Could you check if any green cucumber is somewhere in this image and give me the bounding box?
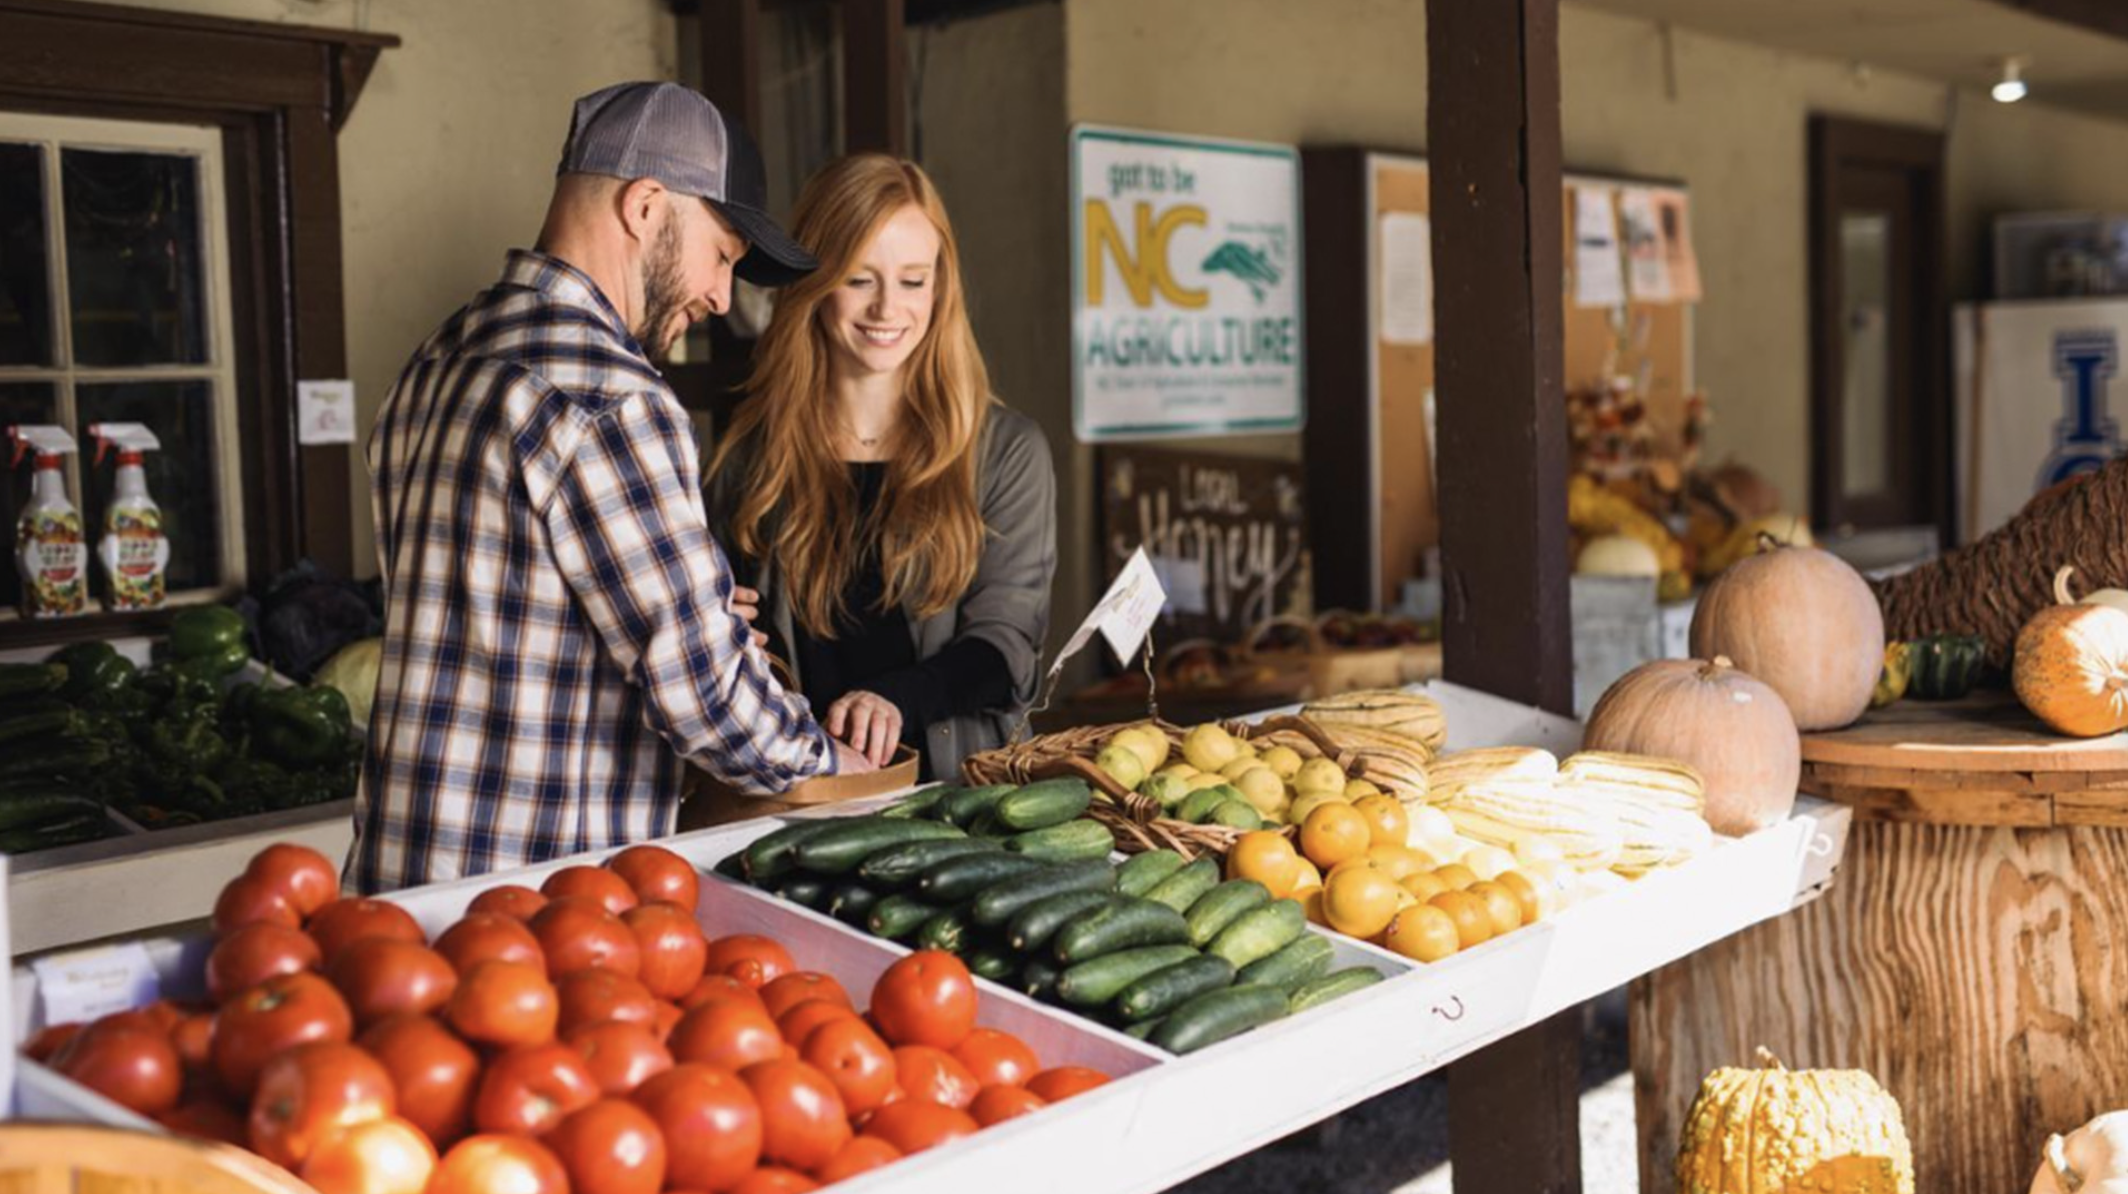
[0,793,105,834]
[1207,800,1263,831]
[966,943,1018,982]
[942,784,1015,827]
[1206,899,1307,970]
[914,852,1047,903]
[1115,849,1188,897]
[1005,891,1117,954]
[712,851,748,881]
[1150,984,1290,1054]
[1288,967,1386,1013]
[916,907,973,954]
[968,859,1116,928]
[0,814,108,854]
[994,778,1094,831]
[1143,856,1220,914]
[881,785,951,820]
[1184,880,1271,948]
[1052,898,1192,965]
[1114,954,1236,1023]
[740,819,841,883]
[1175,786,1232,825]
[827,883,882,926]
[1003,819,1114,863]
[1021,957,1063,1001]
[792,818,966,875]
[774,875,835,911]
[867,893,944,941]
[1123,1017,1166,1041]
[857,837,1001,887]
[1236,933,1335,994]
[1054,944,1200,1007]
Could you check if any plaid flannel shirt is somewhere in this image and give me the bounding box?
[353,249,833,893]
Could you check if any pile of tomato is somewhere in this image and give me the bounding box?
[22,843,1113,1194]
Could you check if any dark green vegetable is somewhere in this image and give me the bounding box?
[941,784,1015,828]
[1150,984,1289,1054]
[1055,945,1200,1007]
[965,943,1017,982]
[881,785,951,820]
[1287,967,1386,1013]
[51,642,136,703]
[0,792,105,833]
[994,778,1094,831]
[249,685,353,768]
[166,606,248,672]
[1005,891,1116,954]
[968,859,1116,928]
[1143,856,1221,913]
[1907,634,1988,701]
[1115,849,1188,897]
[915,907,974,954]
[1003,819,1115,863]
[1052,898,1192,964]
[1114,955,1237,1023]
[790,818,964,875]
[0,663,66,701]
[867,894,944,941]
[1236,933,1335,994]
[743,819,845,882]
[1184,879,1273,948]
[856,837,1001,887]
[914,852,1045,903]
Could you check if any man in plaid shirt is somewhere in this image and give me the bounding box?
[354,83,870,892]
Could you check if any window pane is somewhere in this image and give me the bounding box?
[1840,211,1892,498]
[0,143,54,366]
[76,380,219,592]
[0,382,60,611]
[63,148,207,367]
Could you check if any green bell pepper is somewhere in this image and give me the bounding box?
[52,641,137,703]
[250,684,352,768]
[167,606,250,677]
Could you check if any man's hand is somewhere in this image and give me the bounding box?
[832,738,878,775]
[730,585,768,648]
[826,689,903,769]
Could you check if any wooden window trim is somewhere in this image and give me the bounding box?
[0,0,396,649]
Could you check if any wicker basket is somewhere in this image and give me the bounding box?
[962,713,1372,860]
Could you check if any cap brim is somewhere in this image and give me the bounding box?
[710,200,819,287]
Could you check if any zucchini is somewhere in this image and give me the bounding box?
[1184,879,1272,948]
[827,883,883,926]
[965,943,1018,982]
[0,792,105,834]
[967,809,1011,838]
[0,708,80,746]
[942,784,1015,828]
[856,837,1001,887]
[916,907,973,954]
[1115,849,1188,897]
[1236,933,1335,994]
[881,785,951,820]
[1288,966,1386,1014]
[867,893,944,942]
[741,819,842,883]
[1114,954,1236,1023]
[1020,957,1063,1002]
[1003,819,1114,863]
[1206,899,1307,970]
[1150,984,1289,1054]
[791,818,965,875]
[1005,891,1116,955]
[968,859,1115,928]
[1054,944,1199,1007]
[712,851,748,881]
[914,852,1047,903]
[1143,856,1221,913]
[994,778,1094,831]
[773,875,834,911]
[1052,898,1191,965]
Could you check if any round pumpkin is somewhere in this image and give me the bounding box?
[1676,1049,1914,1194]
[2013,570,2128,738]
[1583,657,1799,837]
[2032,1111,2128,1194]
[1689,541,1883,731]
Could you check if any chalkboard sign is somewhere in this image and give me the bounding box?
[1099,445,1311,644]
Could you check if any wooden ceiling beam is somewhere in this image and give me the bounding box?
[1986,0,2128,43]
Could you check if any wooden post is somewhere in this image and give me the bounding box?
[1427,0,1578,1191]
[696,0,761,133]
[842,0,908,155]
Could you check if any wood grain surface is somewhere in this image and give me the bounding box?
[1630,820,2128,1194]
[1801,692,2128,771]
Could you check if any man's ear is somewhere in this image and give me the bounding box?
[617,177,669,245]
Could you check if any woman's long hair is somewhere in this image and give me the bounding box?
[712,154,991,638]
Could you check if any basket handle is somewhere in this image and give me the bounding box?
[1232,713,1357,767]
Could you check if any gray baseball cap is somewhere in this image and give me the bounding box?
[558,81,818,287]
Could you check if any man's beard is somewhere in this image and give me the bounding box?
[634,216,689,362]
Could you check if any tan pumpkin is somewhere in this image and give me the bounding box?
[2057,563,2128,618]
[1676,1048,1915,1194]
[1583,656,1799,836]
[2031,1111,2128,1194]
[2014,569,2128,738]
[1689,539,1884,731]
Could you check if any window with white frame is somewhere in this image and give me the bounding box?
[0,111,244,616]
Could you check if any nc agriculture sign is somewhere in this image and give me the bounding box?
[1071,125,1305,441]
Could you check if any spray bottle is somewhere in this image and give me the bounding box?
[8,425,86,619]
[89,422,170,611]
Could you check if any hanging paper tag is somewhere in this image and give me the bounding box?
[31,942,160,1026]
[1046,547,1170,678]
[297,379,358,446]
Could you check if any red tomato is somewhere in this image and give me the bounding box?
[473,1043,600,1137]
[247,1041,397,1172]
[555,969,658,1037]
[739,1059,850,1174]
[359,1014,481,1148]
[22,1021,82,1063]
[605,845,699,911]
[631,1064,762,1193]
[969,1084,1047,1127]
[667,1000,783,1073]
[701,935,794,990]
[207,922,322,1005]
[531,897,642,980]
[622,903,708,1001]
[1023,1066,1110,1103]
[756,973,850,1022]
[952,1028,1038,1089]
[171,1012,215,1075]
[861,1099,980,1155]
[814,1135,901,1181]
[56,1023,181,1117]
[446,960,559,1049]
[650,1000,685,1045]
[429,1135,569,1194]
[727,1168,819,1194]
[545,1098,667,1194]
[541,865,639,915]
[566,1021,673,1097]
[212,872,303,936]
[309,898,427,965]
[869,951,976,1050]
[212,971,354,1099]
[158,1099,250,1147]
[246,843,341,918]
[467,884,548,922]
[774,1000,857,1050]
[798,1017,895,1117]
[299,1114,437,1194]
[682,973,769,1013]
[326,937,459,1027]
[435,912,544,974]
[890,1045,979,1110]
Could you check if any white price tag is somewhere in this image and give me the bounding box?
[1044,547,1171,681]
[297,379,358,446]
[32,942,160,1026]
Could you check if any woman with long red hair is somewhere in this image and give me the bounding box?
[708,154,1056,779]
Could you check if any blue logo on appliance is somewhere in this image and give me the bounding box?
[2040,330,2123,488]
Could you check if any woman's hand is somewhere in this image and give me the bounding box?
[730,585,768,648]
[826,689,903,769]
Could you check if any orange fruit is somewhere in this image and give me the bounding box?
[1351,795,1410,850]
[1321,865,1402,940]
[1295,887,1327,926]
[1466,881,1525,938]
[1381,904,1461,963]
[1494,870,1546,924]
[1292,856,1323,892]
[1428,890,1494,949]
[1299,804,1373,871]
[1432,863,1480,891]
[1362,845,1428,882]
[1226,831,1304,898]
[1399,872,1451,904]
